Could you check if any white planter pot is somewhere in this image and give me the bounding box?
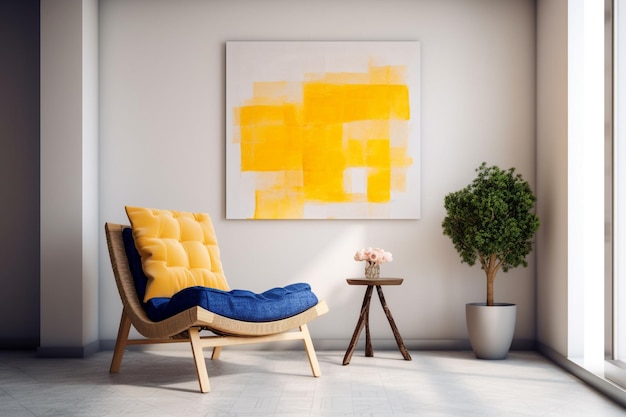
[465,303,517,360]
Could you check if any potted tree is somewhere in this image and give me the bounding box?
[442,162,539,359]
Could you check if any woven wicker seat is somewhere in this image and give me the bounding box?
[105,222,329,393]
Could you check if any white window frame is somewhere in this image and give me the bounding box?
[606,0,626,388]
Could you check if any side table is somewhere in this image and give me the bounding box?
[342,278,412,365]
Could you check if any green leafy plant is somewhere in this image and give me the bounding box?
[442,162,540,306]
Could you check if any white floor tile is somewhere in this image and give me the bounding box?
[0,349,624,416]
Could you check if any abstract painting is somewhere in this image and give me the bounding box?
[226,41,420,219]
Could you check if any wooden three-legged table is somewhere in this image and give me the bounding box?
[342,278,412,365]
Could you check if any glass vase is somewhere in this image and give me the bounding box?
[364,263,380,280]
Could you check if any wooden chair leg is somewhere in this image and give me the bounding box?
[300,324,322,377]
[211,346,222,360]
[189,327,211,393]
[110,309,132,373]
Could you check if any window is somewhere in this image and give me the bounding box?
[607,0,626,388]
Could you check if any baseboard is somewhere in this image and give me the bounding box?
[314,338,475,351]
[99,338,472,352]
[537,341,626,408]
[36,337,532,358]
[98,337,534,352]
[317,338,534,351]
[0,338,39,350]
[36,340,100,358]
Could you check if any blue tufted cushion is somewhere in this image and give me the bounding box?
[145,283,318,322]
[123,227,149,303]
[123,227,319,322]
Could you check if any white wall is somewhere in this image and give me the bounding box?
[536,0,568,357]
[98,0,537,348]
[40,0,99,356]
[82,0,100,351]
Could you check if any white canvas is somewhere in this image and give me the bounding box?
[226,41,421,219]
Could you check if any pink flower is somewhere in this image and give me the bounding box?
[354,247,393,265]
[353,249,366,261]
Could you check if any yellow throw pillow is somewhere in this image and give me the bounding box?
[125,206,230,301]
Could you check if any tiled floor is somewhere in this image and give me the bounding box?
[0,348,624,416]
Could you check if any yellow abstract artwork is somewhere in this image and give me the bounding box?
[226,41,420,219]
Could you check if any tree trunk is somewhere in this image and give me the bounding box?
[486,254,497,306]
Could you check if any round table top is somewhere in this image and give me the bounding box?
[346,278,403,285]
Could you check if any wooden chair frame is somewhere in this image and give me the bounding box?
[105,222,329,393]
